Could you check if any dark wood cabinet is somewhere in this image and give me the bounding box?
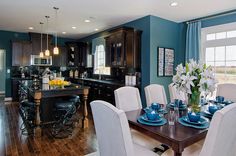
[52,46,67,66]
[66,42,88,67]
[105,27,142,69]
[12,41,32,66]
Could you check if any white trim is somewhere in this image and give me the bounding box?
[4,97,12,102]
[202,22,236,34]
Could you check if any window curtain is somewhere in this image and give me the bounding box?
[185,21,201,61]
[92,37,105,55]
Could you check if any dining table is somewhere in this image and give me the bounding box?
[125,109,208,156]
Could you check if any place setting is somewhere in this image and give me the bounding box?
[138,103,167,126]
[167,99,187,111]
[208,96,234,106]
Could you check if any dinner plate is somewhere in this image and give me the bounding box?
[182,116,208,125]
[201,111,213,119]
[167,103,187,110]
[178,117,209,129]
[137,116,167,126]
[140,114,162,123]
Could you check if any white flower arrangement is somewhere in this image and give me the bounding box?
[173,59,217,96]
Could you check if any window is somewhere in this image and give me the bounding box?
[94,45,110,75]
[201,22,236,84]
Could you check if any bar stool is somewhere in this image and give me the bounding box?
[52,95,81,138]
[19,100,36,135]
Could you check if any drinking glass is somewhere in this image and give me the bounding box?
[168,109,175,125]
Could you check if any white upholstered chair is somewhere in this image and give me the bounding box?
[114,86,161,150]
[216,83,236,102]
[144,84,168,107]
[168,83,187,103]
[114,86,142,112]
[162,103,236,156]
[88,100,158,156]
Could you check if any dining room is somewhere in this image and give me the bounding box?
[0,0,236,156]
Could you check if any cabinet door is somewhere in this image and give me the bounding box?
[12,41,23,66]
[22,41,32,66]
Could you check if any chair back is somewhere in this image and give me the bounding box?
[216,83,236,102]
[90,100,134,156]
[114,86,142,112]
[144,84,167,106]
[168,83,187,103]
[199,103,236,156]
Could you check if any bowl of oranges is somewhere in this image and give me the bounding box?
[48,79,71,87]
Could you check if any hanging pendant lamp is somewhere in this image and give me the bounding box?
[45,16,50,56]
[53,7,59,55]
[39,22,44,58]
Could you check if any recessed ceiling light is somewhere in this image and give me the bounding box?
[84,19,91,23]
[94,28,99,31]
[72,26,76,29]
[170,2,178,7]
[28,27,34,30]
[62,32,66,34]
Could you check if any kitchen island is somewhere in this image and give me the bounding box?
[20,80,90,136]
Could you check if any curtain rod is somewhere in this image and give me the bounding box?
[186,9,236,24]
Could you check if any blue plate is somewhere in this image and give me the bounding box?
[182,116,208,125]
[209,100,234,105]
[201,111,213,119]
[137,116,167,126]
[144,107,168,114]
[178,117,209,129]
[140,114,162,123]
[167,103,187,110]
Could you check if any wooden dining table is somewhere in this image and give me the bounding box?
[125,109,208,156]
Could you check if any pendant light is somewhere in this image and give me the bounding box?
[45,16,50,56]
[53,7,59,55]
[39,22,44,58]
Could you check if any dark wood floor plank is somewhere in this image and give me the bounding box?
[0,101,97,156]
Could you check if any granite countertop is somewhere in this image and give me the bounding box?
[11,77,33,80]
[74,78,125,86]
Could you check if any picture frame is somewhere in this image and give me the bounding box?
[157,47,174,76]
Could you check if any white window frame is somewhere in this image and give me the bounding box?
[94,44,110,75]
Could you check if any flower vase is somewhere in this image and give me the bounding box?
[188,91,201,113]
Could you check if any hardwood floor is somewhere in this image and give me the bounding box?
[0,99,98,156]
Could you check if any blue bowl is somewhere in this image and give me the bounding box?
[146,110,159,121]
[151,103,160,110]
[188,112,201,122]
[216,96,224,103]
[208,105,219,114]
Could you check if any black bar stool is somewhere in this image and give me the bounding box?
[19,100,36,135]
[52,95,81,138]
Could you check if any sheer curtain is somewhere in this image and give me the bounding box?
[186,21,201,61]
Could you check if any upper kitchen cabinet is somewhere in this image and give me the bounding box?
[52,45,67,67]
[105,27,142,69]
[12,40,32,66]
[29,32,53,55]
[66,42,88,67]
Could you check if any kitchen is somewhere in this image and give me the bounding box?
[1,0,236,156]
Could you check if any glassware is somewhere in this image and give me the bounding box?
[168,109,175,126]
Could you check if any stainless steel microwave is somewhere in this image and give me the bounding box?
[30,55,52,66]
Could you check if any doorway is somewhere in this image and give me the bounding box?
[0,49,6,98]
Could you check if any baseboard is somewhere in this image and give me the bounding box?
[4,97,12,102]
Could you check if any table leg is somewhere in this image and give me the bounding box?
[34,98,41,137]
[174,152,182,156]
[82,93,89,128]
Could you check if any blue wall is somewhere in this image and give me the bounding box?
[0,30,75,97]
[78,15,186,105]
[202,12,236,28]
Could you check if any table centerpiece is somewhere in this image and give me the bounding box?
[172,59,217,114]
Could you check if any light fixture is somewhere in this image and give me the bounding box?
[94,28,99,31]
[53,7,59,55]
[45,16,50,56]
[170,2,178,7]
[62,31,66,34]
[28,27,34,30]
[72,26,76,29]
[39,22,44,58]
[84,19,90,23]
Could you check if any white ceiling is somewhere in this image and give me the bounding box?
[0,0,236,39]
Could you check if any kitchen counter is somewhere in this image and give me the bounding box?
[74,77,125,86]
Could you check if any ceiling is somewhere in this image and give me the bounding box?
[0,0,236,39]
